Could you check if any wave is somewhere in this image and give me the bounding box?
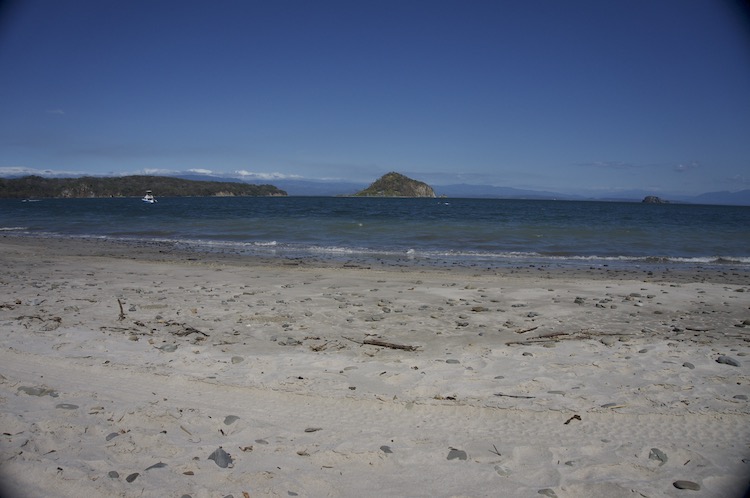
[5,232,749,268]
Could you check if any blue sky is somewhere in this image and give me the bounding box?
[1,0,749,196]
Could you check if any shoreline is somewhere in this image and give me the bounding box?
[2,233,749,285]
[1,235,749,496]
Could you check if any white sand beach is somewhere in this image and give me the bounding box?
[1,236,748,497]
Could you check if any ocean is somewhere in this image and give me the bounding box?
[2,196,749,269]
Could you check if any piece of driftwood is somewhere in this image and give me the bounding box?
[564,414,581,425]
[506,330,596,345]
[172,326,209,337]
[494,392,535,399]
[343,336,419,352]
[117,299,126,321]
[515,325,539,334]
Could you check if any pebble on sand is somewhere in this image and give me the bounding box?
[649,448,668,466]
[716,355,740,367]
[55,403,79,410]
[447,448,467,460]
[208,447,233,468]
[673,480,701,490]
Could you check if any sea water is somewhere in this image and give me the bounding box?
[1,196,749,269]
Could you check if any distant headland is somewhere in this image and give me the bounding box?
[0,175,287,199]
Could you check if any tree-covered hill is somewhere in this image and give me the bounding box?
[0,175,287,199]
[353,172,435,198]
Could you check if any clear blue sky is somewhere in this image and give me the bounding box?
[1,0,749,196]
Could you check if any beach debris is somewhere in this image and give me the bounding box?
[304,427,322,433]
[495,392,535,399]
[716,355,740,367]
[380,445,393,454]
[117,299,126,321]
[145,462,167,471]
[515,325,539,334]
[342,336,419,351]
[14,314,61,331]
[683,362,696,369]
[17,386,58,397]
[125,472,139,483]
[563,414,581,425]
[673,480,701,491]
[208,447,233,468]
[507,330,595,345]
[649,448,668,466]
[105,432,121,441]
[166,322,209,338]
[107,471,119,478]
[538,489,557,497]
[158,344,178,353]
[489,444,501,456]
[447,448,467,461]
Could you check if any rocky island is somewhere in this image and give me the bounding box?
[642,195,668,204]
[353,172,436,198]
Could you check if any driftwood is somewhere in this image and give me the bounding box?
[506,330,595,346]
[343,336,419,352]
[117,299,126,321]
[564,414,581,425]
[515,325,539,334]
[169,324,209,337]
[494,392,535,399]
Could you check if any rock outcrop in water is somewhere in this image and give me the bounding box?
[354,172,436,198]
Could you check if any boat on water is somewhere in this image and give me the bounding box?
[142,191,156,203]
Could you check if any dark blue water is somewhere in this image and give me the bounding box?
[2,197,749,268]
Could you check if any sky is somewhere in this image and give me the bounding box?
[1,0,749,196]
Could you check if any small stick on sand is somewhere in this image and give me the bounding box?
[515,325,539,334]
[343,336,419,352]
[494,392,535,399]
[117,299,126,321]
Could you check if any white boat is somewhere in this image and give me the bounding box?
[142,190,156,203]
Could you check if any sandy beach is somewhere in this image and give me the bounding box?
[1,236,748,497]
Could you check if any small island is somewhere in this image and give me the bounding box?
[353,172,436,198]
[642,196,668,204]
